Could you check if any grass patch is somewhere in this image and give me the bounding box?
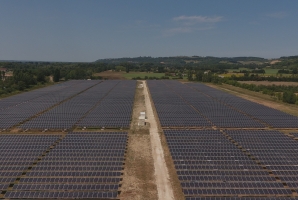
[227,68,249,73]
[264,68,279,75]
[123,72,187,80]
[123,72,165,79]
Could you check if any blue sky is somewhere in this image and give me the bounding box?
[0,0,297,62]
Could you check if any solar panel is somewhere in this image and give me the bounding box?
[6,132,127,199]
[0,80,101,129]
[163,130,292,198]
[187,83,298,128]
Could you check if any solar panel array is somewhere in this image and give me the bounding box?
[0,135,60,195]
[187,83,298,128]
[77,80,136,128]
[147,80,298,198]
[226,130,298,193]
[19,80,136,130]
[147,80,264,128]
[147,80,212,127]
[5,132,127,199]
[0,80,82,111]
[163,81,264,128]
[19,81,118,129]
[164,130,293,197]
[0,80,101,129]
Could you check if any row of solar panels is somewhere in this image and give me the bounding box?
[187,82,298,128]
[147,80,298,128]
[225,130,298,191]
[164,130,297,198]
[0,132,127,199]
[0,80,101,129]
[0,80,136,130]
[0,80,87,111]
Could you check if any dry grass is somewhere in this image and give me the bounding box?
[269,60,281,64]
[119,81,157,200]
[239,81,298,86]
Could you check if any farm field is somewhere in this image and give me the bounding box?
[1,80,298,199]
[123,72,166,79]
[95,70,186,80]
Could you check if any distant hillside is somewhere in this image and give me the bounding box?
[95,56,268,65]
[275,56,298,68]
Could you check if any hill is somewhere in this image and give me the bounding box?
[95,56,268,65]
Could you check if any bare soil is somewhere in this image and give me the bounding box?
[94,70,125,80]
[119,81,158,200]
[269,60,281,64]
[239,81,298,86]
[143,81,175,200]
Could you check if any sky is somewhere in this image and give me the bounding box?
[0,0,298,62]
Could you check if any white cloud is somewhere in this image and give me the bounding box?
[173,15,223,24]
[266,11,288,19]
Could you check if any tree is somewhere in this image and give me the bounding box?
[126,66,130,73]
[17,81,26,91]
[195,71,203,81]
[283,91,297,104]
[1,71,5,80]
[157,66,165,73]
[276,92,282,101]
[187,71,193,81]
[53,69,60,82]
[36,70,46,83]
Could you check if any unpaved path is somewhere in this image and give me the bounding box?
[120,81,157,200]
[143,81,174,200]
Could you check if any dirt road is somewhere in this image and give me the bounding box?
[143,81,174,200]
[120,81,157,200]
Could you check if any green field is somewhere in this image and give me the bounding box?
[123,72,187,80]
[264,68,279,75]
[227,68,249,72]
[123,72,165,79]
